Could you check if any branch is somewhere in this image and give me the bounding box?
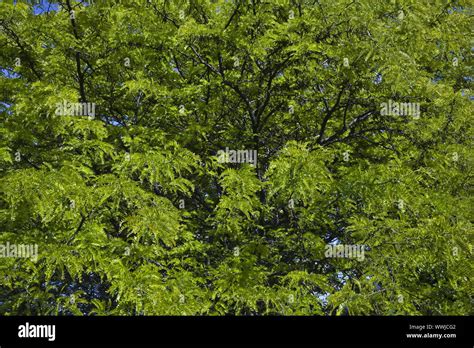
[64,0,87,103]
[189,45,254,117]
[0,23,43,80]
[320,109,375,145]
[317,85,346,144]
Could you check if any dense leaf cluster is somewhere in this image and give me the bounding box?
[0,0,472,315]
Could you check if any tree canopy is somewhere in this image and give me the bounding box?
[0,0,472,315]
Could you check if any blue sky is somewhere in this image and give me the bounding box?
[31,0,59,15]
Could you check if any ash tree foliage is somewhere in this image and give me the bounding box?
[0,0,472,315]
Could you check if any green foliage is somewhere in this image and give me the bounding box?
[0,0,472,315]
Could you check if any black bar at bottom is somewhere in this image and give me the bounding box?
[0,316,472,346]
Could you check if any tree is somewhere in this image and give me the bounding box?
[0,0,472,315]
